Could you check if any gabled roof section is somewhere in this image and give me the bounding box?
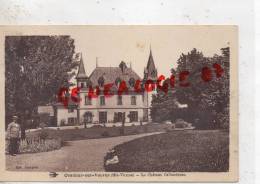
[89,66,141,87]
[76,53,87,79]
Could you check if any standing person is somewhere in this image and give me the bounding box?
[7,116,21,156]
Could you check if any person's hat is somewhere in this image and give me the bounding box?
[12,115,18,119]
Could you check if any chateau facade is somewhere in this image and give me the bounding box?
[55,49,157,126]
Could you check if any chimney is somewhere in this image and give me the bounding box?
[119,61,127,73]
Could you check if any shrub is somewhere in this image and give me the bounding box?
[25,119,39,129]
[175,119,189,128]
[142,125,148,133]
[19,138,62,153]
[120,128,125,135]
[39,130,49,140]
[93,124,103,128]
[101,131,109,137]
[39,122,47,129]
[217,108,229,130]
[132,128,140,134]
[164,127,172,132]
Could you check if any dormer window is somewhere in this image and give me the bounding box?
[151,70,156,77]
[81,82,84,88]
[129,77,135,87]
[98,76,105,87]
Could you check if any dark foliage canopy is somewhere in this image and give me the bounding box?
[5,36,77,123]
[151,48,230,129]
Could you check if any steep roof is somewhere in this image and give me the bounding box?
[146,48,156,71]
[89,66,141,87]
[76,54,87,79]
[144,47,157,80]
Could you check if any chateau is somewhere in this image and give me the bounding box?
[54,48,158,126]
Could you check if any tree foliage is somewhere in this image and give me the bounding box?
[5,36,77,124]
[151,48,230,129]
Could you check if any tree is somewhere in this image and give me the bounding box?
[150,48,230,129]
[150,87,179,123]
[207,48,230,129]
[174,48,230,129]
[5,36,77,127]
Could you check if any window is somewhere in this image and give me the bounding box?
[129,77,135,87]
[131,96,136,105]
[68,108,74,113]
[81,82,84,88]
[98,76,105,87]
[100,96,105,105]
[129,111,138,122]
[151,70,157,77]
[99,112,107,123]
[117,95,123,105]
[83,112,93,123]
[85,96,92,105]
[114,112,125,122]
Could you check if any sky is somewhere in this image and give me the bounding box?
[68,26,236,77]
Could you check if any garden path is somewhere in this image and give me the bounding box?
[6,132,161,172]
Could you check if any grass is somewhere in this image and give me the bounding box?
[104,130,229,172]
[26,123,172,142]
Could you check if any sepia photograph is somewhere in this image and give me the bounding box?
[0,26,238,182]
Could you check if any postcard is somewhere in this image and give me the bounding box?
[0,26,238,182]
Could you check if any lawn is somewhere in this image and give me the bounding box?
[104,130,229,172]
[26,123,172,142]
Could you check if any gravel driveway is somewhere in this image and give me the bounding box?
[6,132,161,172]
